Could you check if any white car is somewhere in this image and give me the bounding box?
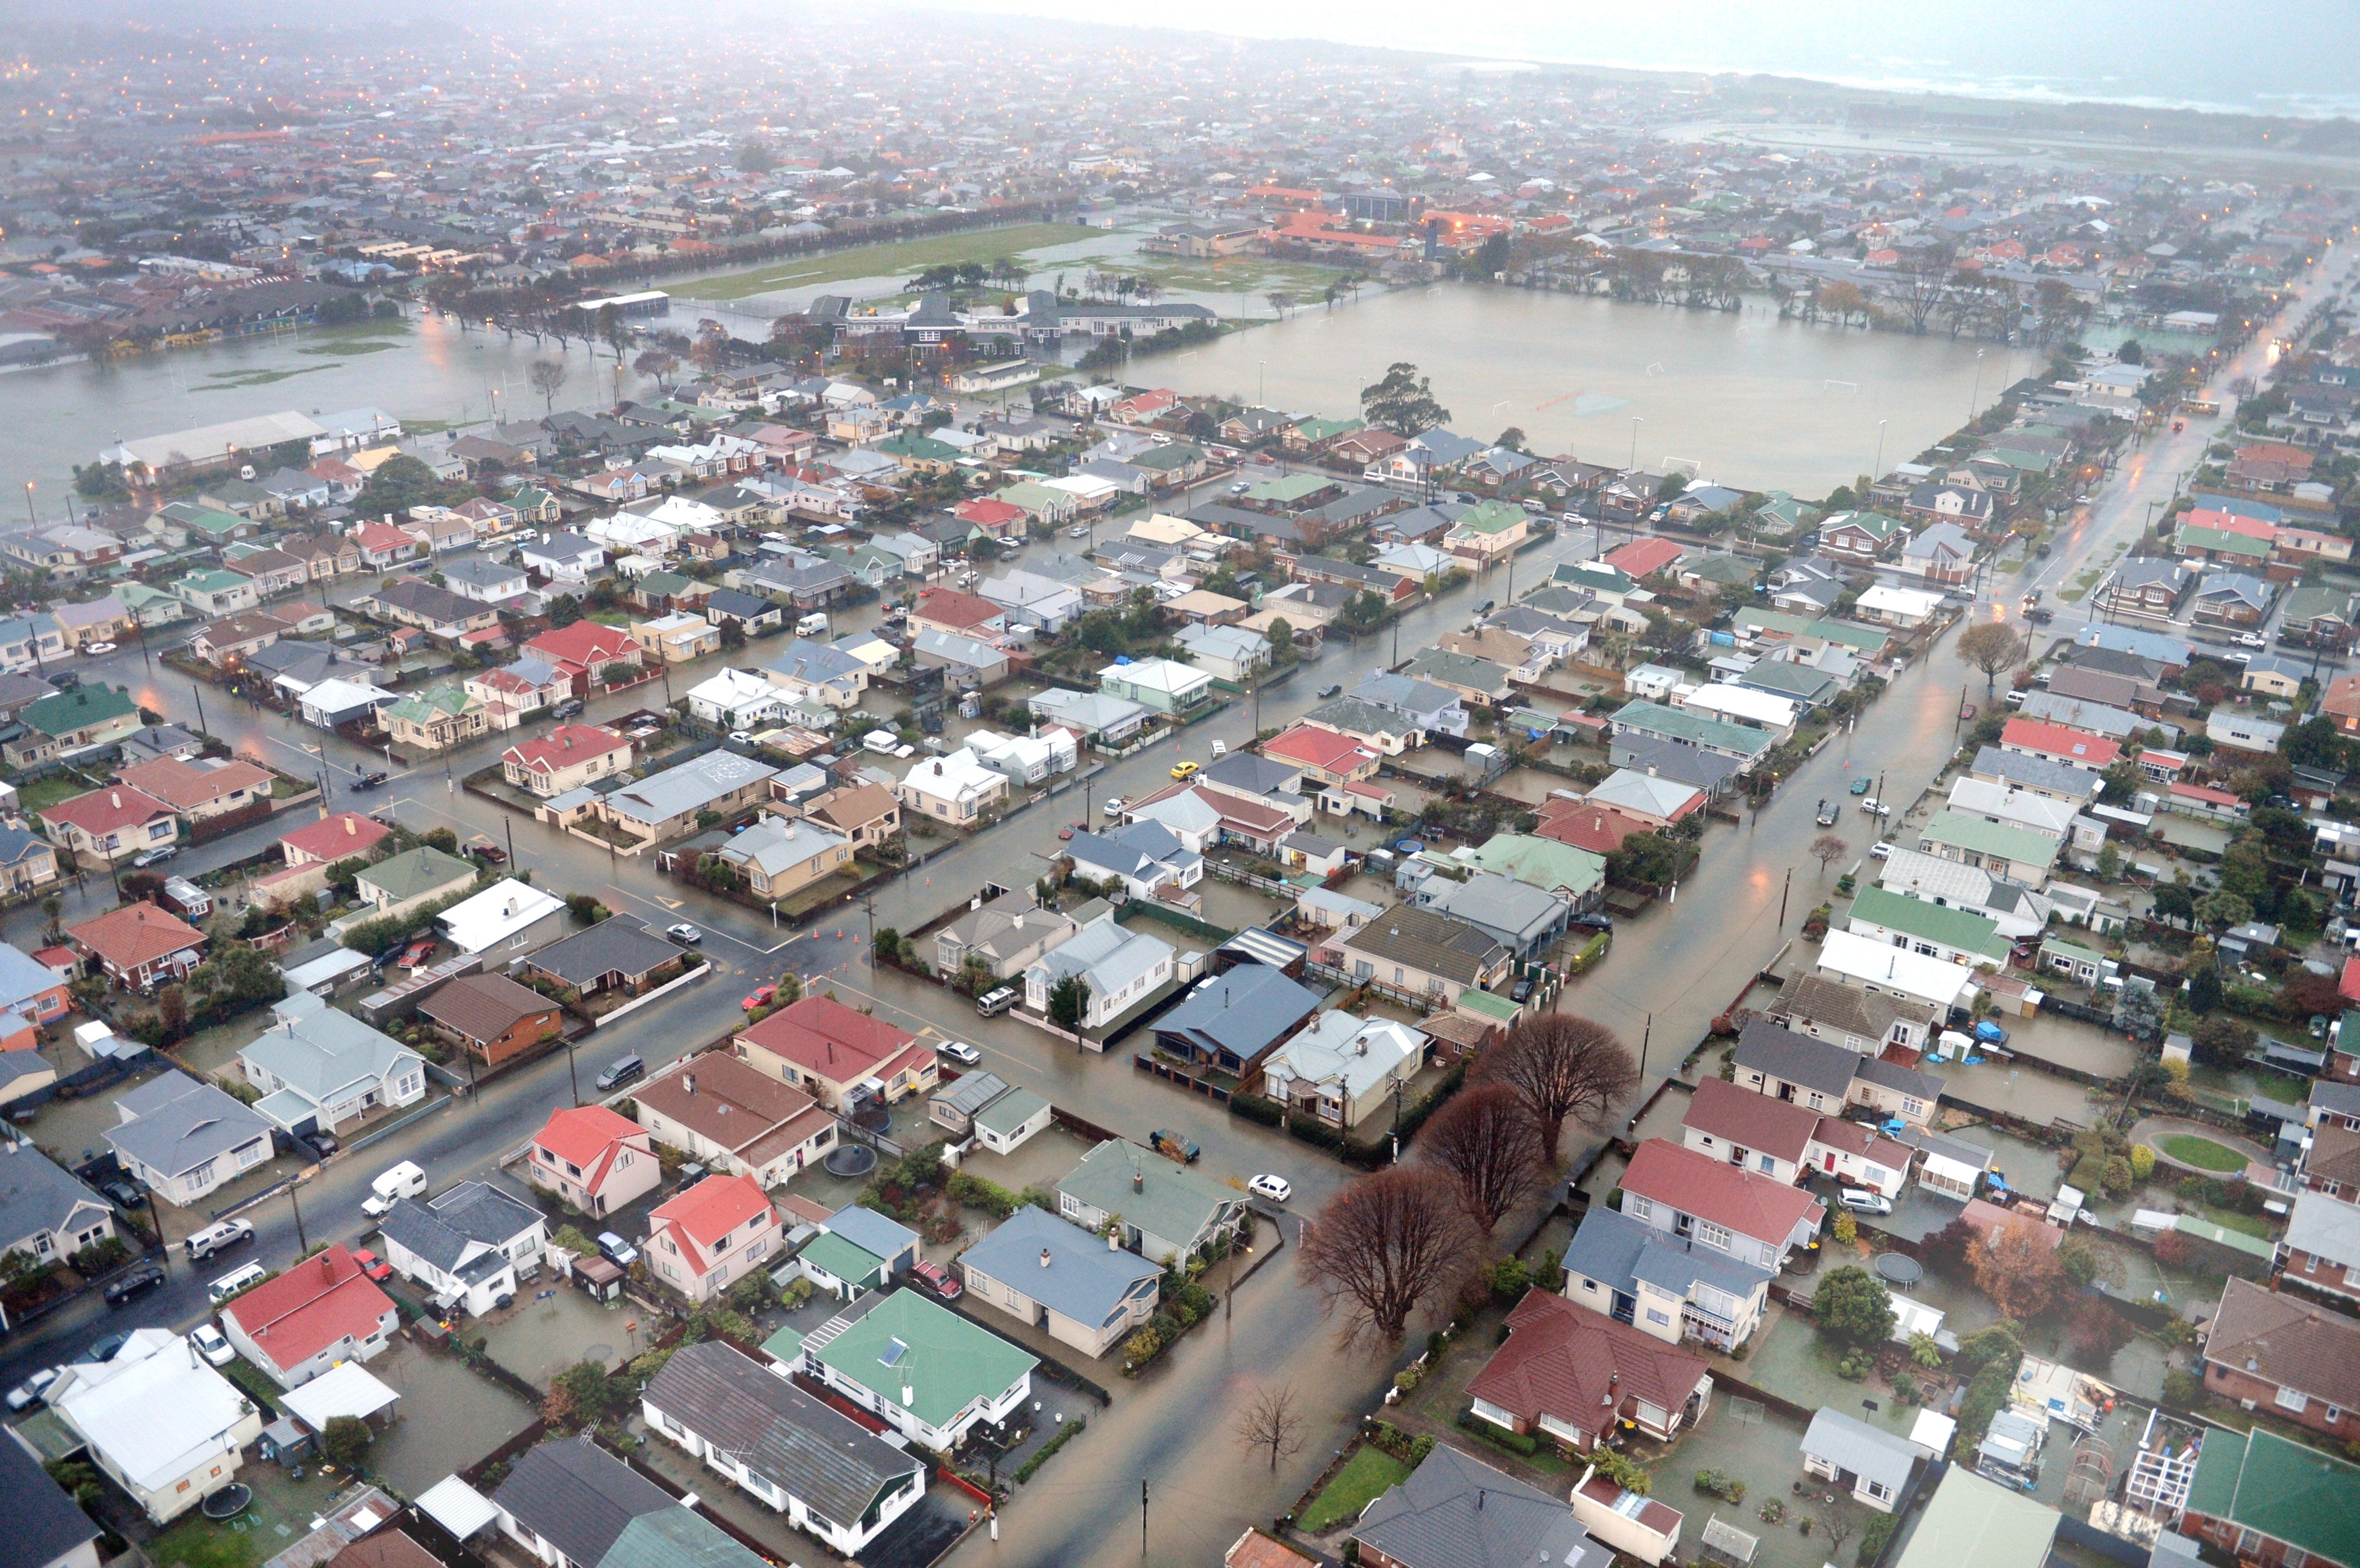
[728,730,753,745]
[2232,631,2269,649]
[935,1039,983,1066]
[84,641,116,656]
[1248,1173,1293,1203]
[1838,1188,1894,1216]
[1102,797,1128,818]
[1869,841,1895,861]
[4,1365,63,1412]
[666,923,702,944]
[1858,798,1891,818]
[188,1323,236,1367]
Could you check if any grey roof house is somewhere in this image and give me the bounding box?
[105,1069,274,1206]
[957,1205,1161,1359]
[1414,870,1570,958]
[1802,1406,1926,1512]
[640,1341,925,1557]
[490,1437,767,1568]
[1055,1139,1246,1265]
[377,1180,546,1318]
[524,915,688,997]
[0,1139,117,1270]
[1561,1203,1774,1352]
[1352,1445,1608,1568]
[238,995,427,1136]
[0,1428,101,1568]
[934,891,1079,980]
[1151,964,1322,1075]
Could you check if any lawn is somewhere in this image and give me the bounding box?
[2161,1135,2249,1173]
[1121,252,1361,298]
[148,1516,256,1568]
[16,771,98,811]
[2198,1203,2275,1239]
[1297,1445,1410,1532]
[669,223,1098,301]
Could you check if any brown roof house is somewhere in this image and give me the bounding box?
[631,1052,839,1188]
[418,972,564,1069]
[2201,1276,2360,1445]
[1468,1288,1713,1454]
[69,901,206,991]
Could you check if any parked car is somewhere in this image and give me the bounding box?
[1317,684,1342,699]
[4,1366,63,1412]
[467,840,508,864]
[1959,703,1977,721]
[596,1053,645,1091]
[2234,631,2269,649]
[551,698,586,720]
[1838,1189,1894,1216]
[205,1261,270,1306]
[84,641,116,656]
[1057,825,1076,840]
[1170,760,1200,781]
[1102,797,1128,818]
[1510,976,1534,1004]
[98,1178,142,1209]
[728,730,753,745]
[395,937,435,970]
[84,1332,130,1362]
[351,1248,394,1283]
[1147,1129,1200,1164]
[351,769,389,792]
[188,1323,236,1367]
[1815,799,1838,827]
[666,923,702,944]
[1849,778,1871,795]
[1859,798,1891,818]
[102,1263,167,1309]
[935,1039,983,1066]
[911,1260,964,1301]
[596,1231,639,1267]
[130,846,177,869]
[1068,524,1091,538]
[300,1127,340,1159]
[1572,913,1614,931]
[183,1218,255,1262]
[1249,1174,1294,1203]
[1869,841,1895,861]
[742,985,776,1011]
[976,986,1019,1017]
[1474,599,1494,616]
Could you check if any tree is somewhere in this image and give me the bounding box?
[1813,1265,1896,1348]
[2066,1297,2135,1365]
[2190,1014,2257,1069]
[1417,1083,1545,1232]
[356,453,467,518]
[528,357,570,414]
[735,138,777,173]
[1471,232,1513,276]
[2193,889,2253,931]
[633,349,679,389]
[1809,833,1850,875]
[1970,1216,2068,1320]
[1360,361,1451,437]
[2116,338,2144,365]
[2281,714,2344,770]
[1233,1380,1308,1472]
[320,1415,372,1470]
[1479,1014,1638,1159]
[1047,972,1091,1034]
[2149,882,2197,929]
[1265,616,1296,661]
[1957,622,2027,694]
[1494,426,1527,452]
[1297,1166,1474,1342]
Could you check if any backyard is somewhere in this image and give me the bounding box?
[1296,1445,1411,1533]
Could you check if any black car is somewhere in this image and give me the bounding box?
[1572,913,1615,931]
[351,769,389,792]
[84,1331,130,1362]
[1474,600,1495,616]
[1317,684,1342,699]
[1510,977,1534,1004]
[551,698,586,720]
[98,1179,142,1209]
[299,1129,339,1159]
[100,1264,166,1310]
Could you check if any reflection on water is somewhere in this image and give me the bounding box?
[1154,285,2030,497]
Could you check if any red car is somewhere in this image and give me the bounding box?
[396,937,436,969]
[911,1260,962,1301]
[742,985,776,1011]
[1057,825,1075,841]
[351,1249,393,1283]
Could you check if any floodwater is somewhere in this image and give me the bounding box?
[1152,286,2031,497]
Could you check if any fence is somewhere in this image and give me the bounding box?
[1133,1052,1233,1104]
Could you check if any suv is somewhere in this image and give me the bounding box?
[976,987,1018,1017]
[596,1053,645,1091]
[911,1260,963,1301]
[597,1231,639,1267]
[102,1262,167,1309]
[184,1218,255,1262]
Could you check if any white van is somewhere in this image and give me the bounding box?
[795,612,831,638]
[208,1262,269,1306]
[361,1160,427,1219]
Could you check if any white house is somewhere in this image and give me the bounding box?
[1258,1013,1426,1127]
[49,1328,264,1523]
[518,531,605,587]
[687,668,792,731]
[1023,913,1174,1032]
[375,1180,547,1318]
[237,994,426,1138]
[105,1070,275,1206]
[895,748,1009,824]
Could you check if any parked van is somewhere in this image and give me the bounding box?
[796,612,831,638]
[183,1218,254,1263]
[208,1262,269,1306]
[361,1160,427,1219]
[976,986,1018,1017]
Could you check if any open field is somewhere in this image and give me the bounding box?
[669,222,1097,300]
[1120,252,1364,298]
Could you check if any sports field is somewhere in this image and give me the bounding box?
[668,222,1104,301]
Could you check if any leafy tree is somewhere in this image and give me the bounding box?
[2190,1014,2257,1069]
[735,138,777,173]
[2067,1297,2135,1365]
[356,453,467,518]
[1471,232,1512,276]
[1047,972,1090,1034]
[1970,1216,2068,1319]
[2282,715,2345,771]
[1812,1265,1896,1348]
[320,1415,372,1470]
[2184,961,2222,1014]
[2149,882,2197,928]
[1493,426,1527,451]
[2193,889,2253,931]
[1359,361,1451,437]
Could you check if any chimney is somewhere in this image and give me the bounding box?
[321,1251,337,1282]
[902,1384,915,1406]
[684,1074,695,1095]
[1132,1170,1144,1194]
[111,791,122,808]
[344,817,356,836]
[1039,1248,1053,1269]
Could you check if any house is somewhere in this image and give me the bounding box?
[422,972,565,1070]
[645,1172,781,1302]
[501,725,633,797]
[521,621,645,696]
[1801,1406,1925,1512]
[0,1140,116,1278]
[518,532,605,587]
[1152,964,1324,1077]
[1819,510,1906,561]
[116,756,275,829]
[0,826,59,898]
[490,1438,769,1568]
[735,993,934,1111]
[69,900,206,989]
[1616,1138,1826,1270]
[238,997,427,1138]
[0,1423,100,1568]
[1735,1021,1939,1127]
[14,685,143,764]
[1916,811,2061,887]
[376,1180,546,1318]
[1469,1288,1713,1453]
[1100,656,1218,719]
[354,846,478,921]
[381,686,492,753]
[1336,905,1513,1002]
[1568,1468,1683,1568]
[1766,972,1935,1055]
[360,578,499,639]
[49,1328,265,1523]
[1848,885,2013,967]
[434,881,568,959]
[1681,1077,1822,1182]
[934,891,1080,981]
[37,785,177,865]
[1056,1138,1247,1265]
[957,1205,1163,1358]
[2179,1426,2360,1568]
[686,668,790,732]
[218,1244,399,1390]
[626,612,718,664]
[1559,1203,1774,1350]
[792,1284,1041,1448]
[712,817,853,901]
[104,1069,273,1205]
[640,1342,925,1557]
[630,1052,838,1187]
[1258,1013,1425,1128]
[524,915,688,999]
[800,781,900,851]
[527,1105,658,1217]
[2281,1189,2360,1302]
[2200,1276,2360,1444]
[595,751,778,843]
[1352,1446,1608,1568]
[1024,912,1174,1032]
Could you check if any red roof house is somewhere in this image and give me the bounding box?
[1257,726,1380,786]
[1680,1077,1821,1173]
[1999,716,2120,772]
[1618,1138,1826,1266]
[951,497,1027,539]
[37,785,176,864]
[1603,537,1686,581]
[501,724,635,798]
[1536,798,1654,856]
[909,585,1008,639]
[280,811,394,867]
[1468,1288,1713,1449]
[67,901,207,990]
[217,1244,400,1389]
[734,994,937,1112]
[528,1105,659,1217]
[352,521,422,568]
[522,621,644,695]
[645,1172,782,1302]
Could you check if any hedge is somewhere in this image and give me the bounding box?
[1230,1092,1283,1127]
[1456,1411,1538,1456]
[1013,1412,1084,1483]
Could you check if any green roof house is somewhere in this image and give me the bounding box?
[794,1231,890,1301]
[19,685,141,754]
[1849,886,2012,966]
[1465,833,1607,902]
[1891,1467,2059,1568]
[1245,472,1330,506]
[2183,1427,2360,1568]
[1731,606,1890,656]
[994,480,1078,523]
[117,582,192,628]
[1608,699,1774,762]
[800,1289,1037,1452]
[1916,811,2062,886]
[351,845,478,923]
[1055,1138,1248,1265]
[173,567,261,617]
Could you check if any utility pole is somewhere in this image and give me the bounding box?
[1140,1478,1149,1556]
[862,891,877,968]
[564,1038,580,1106]
[1778,866,1792,927]
[1640,1013,1651,1082]
[190,681,209,739]
[289,1172,309,1253]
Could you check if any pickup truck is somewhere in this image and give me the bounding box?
[1147,1129,1201,1165]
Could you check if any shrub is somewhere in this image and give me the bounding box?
[2163,1368,2205,1408]
[2101,1156,2135,1195]
[1861,1512,1899,1563]
[1490,1256,1532,1306]
[1229,1092,1283,1126]
[1836,1348,1875,1380]
[1366,1422,1437,1466]
[320,1415,372,1470]
[1459,1412,1538,1455]
[1287,1110,1343,1148]
[1832,1210,1857,1246]
[946,1172,1019,1218]
[1013,1413,1084,1483]
[1909,1331,1944,1368]
[2129,1144,2156,1180]
[1591,1447,1651,1495]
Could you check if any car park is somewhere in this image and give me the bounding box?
[597,1231,639,1267]
[1248,1174,1292,1203]
[102,1263,167,1309]
[188,1323,236,1367]
[911,1260,963,1300]
[976,986,1018,1016]
[183,1218,254,1262]
[936,1039,982,1066]
[1838,1189,1894,1216]
[596,1053,645,1090]
[666,923,702,944]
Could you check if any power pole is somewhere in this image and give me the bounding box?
[1140,1478,1149,1556]
[863,891,877,968]
[564,1039,580,1106]
[1640,1012,1651,1082]
[289,1173,308,1253]
[190,681,209,739]
[1778,866,1792,927]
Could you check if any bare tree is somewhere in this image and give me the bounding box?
[1479,1014,1638,1160]
[1957,621,2027,694]
[527,357,569,415]
[1819,1512,1856,1564]
[1232,1380,1308,1472]
[1809,833,1851,875]
[1418,1083,1545,1232]
[1887,245,1954,335]
[1297,1166,1475,1342]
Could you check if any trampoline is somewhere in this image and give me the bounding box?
[1873,1253,1925,1288]
[822,1143,878,1177]
[200,1484,252,1521]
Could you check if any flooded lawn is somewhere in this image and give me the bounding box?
[1996,1014,2141,1080]
[366,1338,538,1493]
[474,1280,649,1388]
[1732,1301,1958,1443]
[1655,1397,1881,1568]
[1929,1056,2113,1126]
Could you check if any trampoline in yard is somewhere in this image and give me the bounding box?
[823,1143,878,1177]
[200,1483,252,1521]
[1874,1252,1925,1288]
